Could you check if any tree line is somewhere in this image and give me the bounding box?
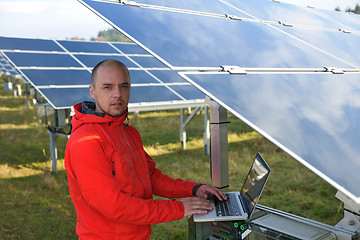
[335,3,360,14]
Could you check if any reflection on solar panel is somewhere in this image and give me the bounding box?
[79,0,360,205]
[181,72,360,204]
[0,36,205,110]
[80,0,359,69]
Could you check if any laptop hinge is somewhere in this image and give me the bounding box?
[221,65,247,74]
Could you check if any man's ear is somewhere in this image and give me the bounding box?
[89,85,95,99]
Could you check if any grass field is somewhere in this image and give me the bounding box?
[0,81,344,239]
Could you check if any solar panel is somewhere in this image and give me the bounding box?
[78,0,360,205]
[0,53,22,77]
[0,37,64,52]
[181,71,360,204]
[0,36,205,109]
[79,0,355,69]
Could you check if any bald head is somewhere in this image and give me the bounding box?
[91,59,130,88]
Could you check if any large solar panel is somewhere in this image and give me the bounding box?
[79,0,360,205]
[180,71,360,204]
[0,36,205,110]
[80,0,357,70]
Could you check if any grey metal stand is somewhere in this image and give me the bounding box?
[206,97,229,189]
[180,106,211,155]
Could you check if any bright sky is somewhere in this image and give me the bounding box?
[0,0,359,40]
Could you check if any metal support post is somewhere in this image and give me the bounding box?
[180,107,202,150]
[206,96,229,189]
[4,75,12,91]
[24,83,31,108]
[203,106,210,155]
[16,84,22,97]
[48,129,58,174]
[335,191,360,236]
[180,108,186,149]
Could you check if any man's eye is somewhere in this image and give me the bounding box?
[104,86,111,89]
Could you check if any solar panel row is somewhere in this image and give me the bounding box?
[0,36,205,109]
[0,52,21,77]
[78,0,360,204]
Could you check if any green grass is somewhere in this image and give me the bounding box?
[0,81,343,239]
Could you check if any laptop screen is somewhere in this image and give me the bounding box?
[240,152,271,218]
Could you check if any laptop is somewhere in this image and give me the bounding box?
[193,152,271,222]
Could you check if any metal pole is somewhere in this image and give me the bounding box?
[206,97,229,189]
[180,108,186,149]
[204,106,210,155]
[48,129,58,174]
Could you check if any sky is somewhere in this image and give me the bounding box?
[0,0,359,41]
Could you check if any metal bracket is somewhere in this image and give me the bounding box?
[120,0,140,7]
[225,14,243,21]
[278,21,294,27]
[324,67,344,74]
[220,65,247,74]
[341,29,352,34]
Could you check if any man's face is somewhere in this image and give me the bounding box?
[89,64,130,117]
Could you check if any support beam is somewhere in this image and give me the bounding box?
[203,106,210,155]
[206,97,229,189]
[48,129,58,174]
[180,107,202,150]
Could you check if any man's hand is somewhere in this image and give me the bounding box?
[196,185,227,201]
[181,197,213,217]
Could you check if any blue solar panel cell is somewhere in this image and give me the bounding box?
[129,70,159,84]
[130,85,182,102]
[0,53,21,76]
[112,43,149,55]
[182,72,360,202]
[148,70,188,83]
[74,54,138,68]
[279,26,360,68]
[130,0,250,17]
[40,85,186,108]
[5,52,82,68]
[307,8,360,32]
[40,88,92,108]
[21,69,91,86]
[130,56,167,68]
[57,40,118,53]
[168,84,205,100]
[0,36,64,52]
[81,0,352,69]
[223,0,353,31]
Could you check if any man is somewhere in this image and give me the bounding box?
[65,59,226,239]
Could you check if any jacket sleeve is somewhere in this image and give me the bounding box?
[145,151,198,199]
[66,134,185,225]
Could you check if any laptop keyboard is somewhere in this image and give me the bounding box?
[214,193,243,217]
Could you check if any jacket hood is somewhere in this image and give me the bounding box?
[71,101,128,133]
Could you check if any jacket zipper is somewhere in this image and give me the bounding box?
[121,128,148,194]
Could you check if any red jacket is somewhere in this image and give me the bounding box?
[65,102,199,240]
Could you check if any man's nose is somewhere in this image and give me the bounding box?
[112,87,122,98]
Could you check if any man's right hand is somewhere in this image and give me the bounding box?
[181,197,213,217]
